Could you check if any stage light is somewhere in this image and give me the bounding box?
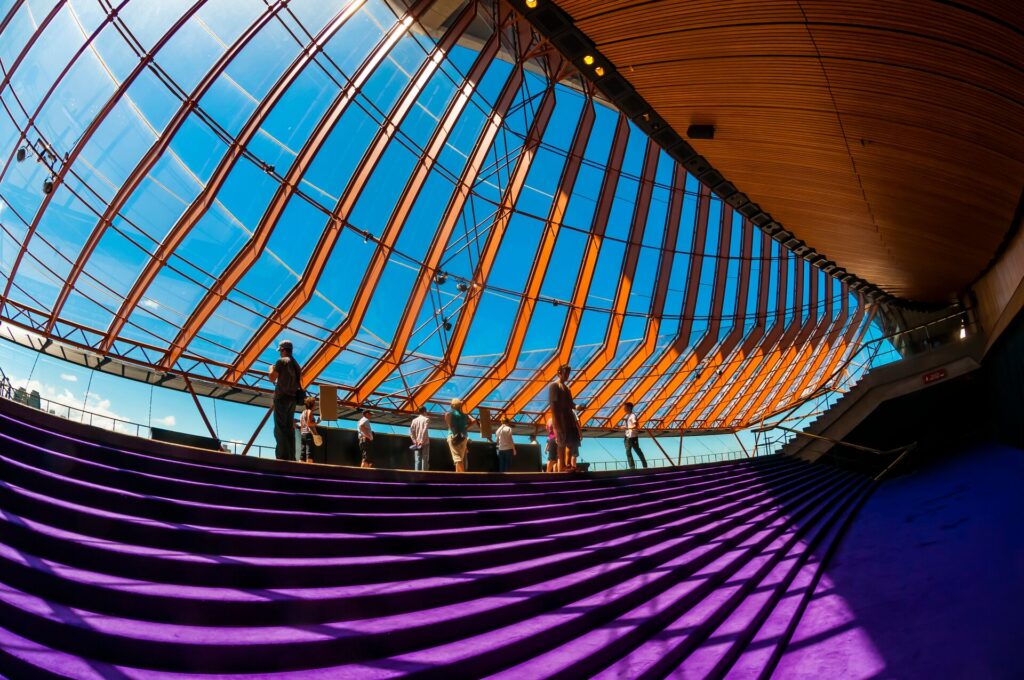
[583,55,594,66]
[42,176,54,194]
[525,0,537,7]
[594,66,605,77]
[16,147,27,162]
[433,272,448,285]
[443,318,452,331]
[456,281,469,293]
[959,323,967,340]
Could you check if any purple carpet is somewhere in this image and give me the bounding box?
[774,445,1024,680]
[0,401,875,678]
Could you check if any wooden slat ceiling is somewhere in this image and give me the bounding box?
[551,0,1024,302]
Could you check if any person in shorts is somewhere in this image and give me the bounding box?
[445,398,475,473]
[357,409,374,468]
[299,395,318,463]
[545,414,559,473]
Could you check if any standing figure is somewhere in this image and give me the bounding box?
[445,398,475,473]
[548,363,582,472]
[409,406,431,471]
[545,414,559,473]
[495,415,516,473]
[622,401,648,470]
[268,340,302,461]
[357,409,374,468]
[299,396,319,463]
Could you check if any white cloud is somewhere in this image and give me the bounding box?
[153,415,176,427]
[143,299,159,309]
[59,373,78,382]
[9,376,135,435]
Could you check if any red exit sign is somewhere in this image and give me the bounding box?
[922,368,947,385]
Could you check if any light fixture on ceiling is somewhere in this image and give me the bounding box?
[687,124,715,140]
[959,321,967,340]
[594,66,605,77]
[456,281,469,293]
[443,318,452,332]
[42,176,54,194]
[583,55,594,66]
[433,271,448,285]
[16,147,27,162]
[525,0,537,8]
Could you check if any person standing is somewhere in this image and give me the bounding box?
[495,415,516,473]
[622,401,648,470]
[299,396,319,463]
[409,406,431,471]
[545,414,559,473]
[548,363,582,472]
[357,409,374,468]
[268,340,302,461]
[445,398,475,473]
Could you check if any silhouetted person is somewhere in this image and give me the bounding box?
[622,401,648,469]
[269,340,301,461]
[410,406,430,471]
[548,363,581,472]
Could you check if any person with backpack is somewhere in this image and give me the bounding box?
[495,415,516,473]
[445,398,475,473]
[268,340,302,461]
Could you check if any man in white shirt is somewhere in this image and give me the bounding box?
[409,406,431,471]
[357,409,374,468]
[495,415,516,473]
[622,402,648,470]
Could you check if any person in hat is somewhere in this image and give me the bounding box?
[268,339,302,461]
[357,408,374,468]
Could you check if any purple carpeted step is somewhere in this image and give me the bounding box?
[276,469,847,678]
[0,441,795,533]
[488,473,860,679]
[0,423,786,515]
[0,454,814,559]
[592,479,870,679]
[0,468,838,673]
[722,482,874,680]
[0,465,826,626]
[672,482,872,679]
[0,409,771,497]
[0,461,816,592]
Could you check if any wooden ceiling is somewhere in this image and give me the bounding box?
[549,0,1024,302]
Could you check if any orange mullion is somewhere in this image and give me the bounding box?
[718,245,795,426]
[641,193,731,428]
[296,21,513,386]
[731,254,808,427]
[695,231,775,426]
[407,86,558,408]
[224,0,477,383]
[161,6,419,371]
[571,163,685,425]
[571,139,660,421]
[344,62,530,402]
[670,214,755,428]
[613,183,712,424]
[755,261,829,416]
[502,114,631,417]
[100,2,367,356]
[460,100,596,413]
[48,3,289,336]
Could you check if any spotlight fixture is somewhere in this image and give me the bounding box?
[363,232,370,243]
[525,0,537,7]
[16,147,27,162]
[42,176,54,194]
[594,66,605,77]
[443,318,452,331]
[583,55,595,66]
[456,281,469,293]
[433,271,448,285]
[686,124,715,140]
[959,322,967,340]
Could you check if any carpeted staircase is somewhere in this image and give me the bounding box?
[0,400,871,678]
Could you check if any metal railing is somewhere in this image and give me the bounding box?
[583,449,749,471]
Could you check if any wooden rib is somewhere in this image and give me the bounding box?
[161,0,419,370]
[1,0,211,304]
[617,183,716,429]
[458,99,596,413]
[406,85,558,408]
[568,138,660,422]
[302,37,526,392]
[687,231,776,427]
[566,161,685,423]
[100,0,367,356]
[665,212,754,428]
[501,113,631,417]
[46,2,286,336]
[223,0,475,383]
